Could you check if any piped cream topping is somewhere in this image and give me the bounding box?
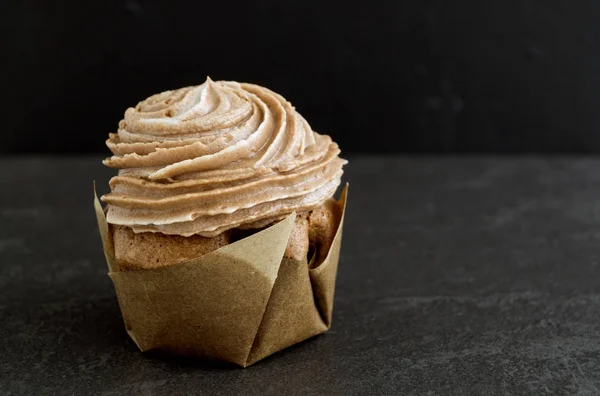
[102,78,346,237]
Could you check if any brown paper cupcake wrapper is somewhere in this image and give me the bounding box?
[94,184,348,367]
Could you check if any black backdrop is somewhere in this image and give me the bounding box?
[4,0,600,154]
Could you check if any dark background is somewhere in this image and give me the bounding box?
[4,0,600,154]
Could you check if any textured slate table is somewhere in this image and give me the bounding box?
[1,156,600,395]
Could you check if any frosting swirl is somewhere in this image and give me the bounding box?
[102,78,347,237]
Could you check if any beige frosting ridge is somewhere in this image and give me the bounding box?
[102,78,346,237]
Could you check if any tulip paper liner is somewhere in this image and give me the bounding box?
[94,184,348,367]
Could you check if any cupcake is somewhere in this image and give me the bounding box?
[94,78,348,367]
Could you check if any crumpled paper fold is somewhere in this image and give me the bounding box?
[94,184,348,367]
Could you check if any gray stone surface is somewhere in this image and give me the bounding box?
[1,156,600,395]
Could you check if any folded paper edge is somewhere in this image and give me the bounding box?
[314,183,348,273]
[94,182,117,273]
[244,183,349,367]
[207,212,295,284]
[309,183,348,327]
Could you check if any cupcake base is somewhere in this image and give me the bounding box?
[111,200,339,271]
[94,184,348,367]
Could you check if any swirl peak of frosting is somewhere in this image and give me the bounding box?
[102,78,346,237]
